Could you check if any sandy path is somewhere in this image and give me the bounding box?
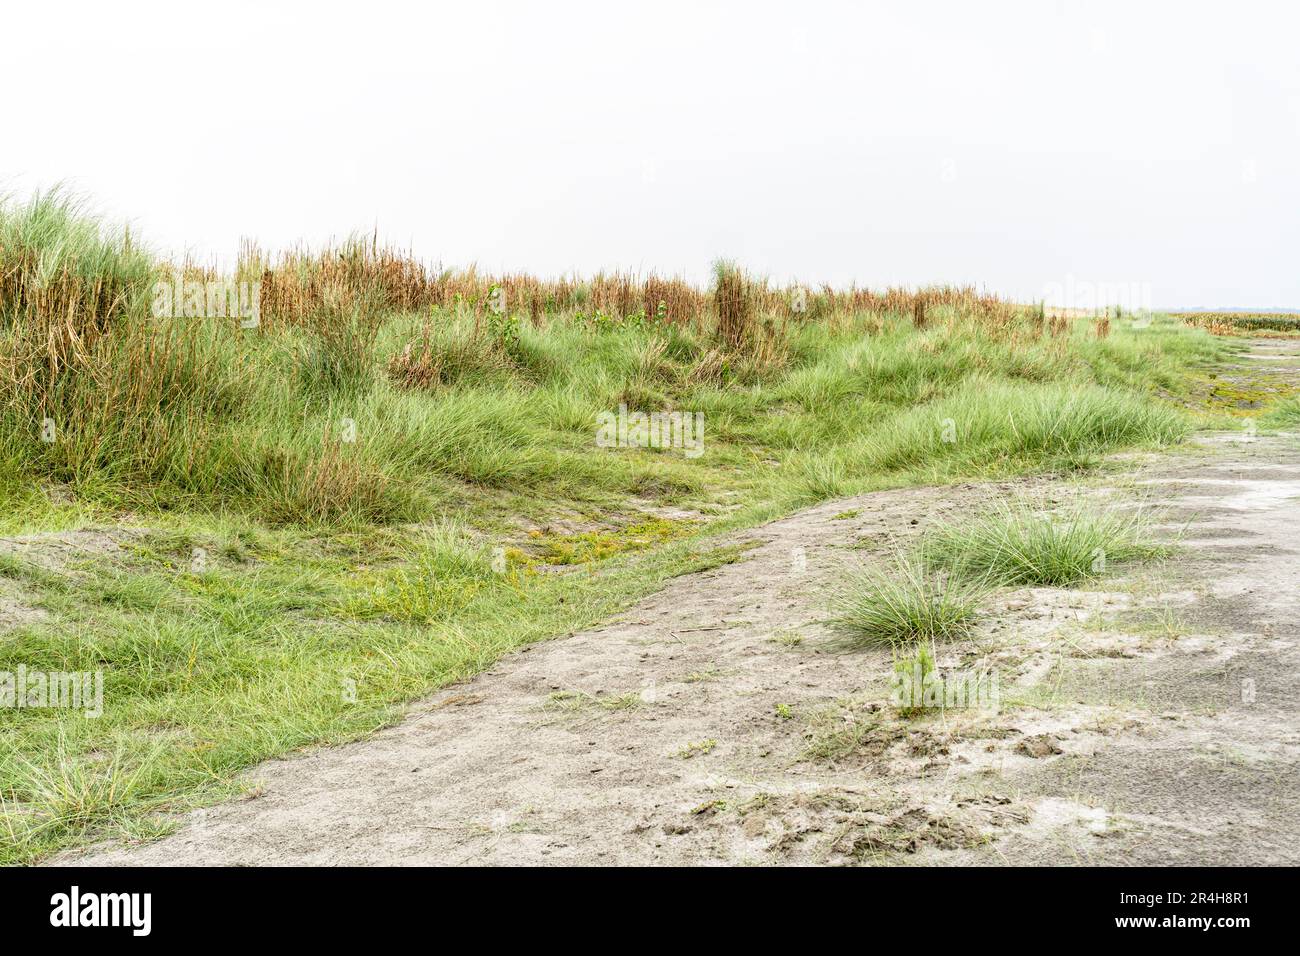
[62,345,1300,866]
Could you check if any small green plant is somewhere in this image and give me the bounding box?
[892,642,937,718]
[774,703,793,720]
[487,307,521,352]
[588,308,617,331]
[676,739,717,759]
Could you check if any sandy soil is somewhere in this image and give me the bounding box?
[56,344,1300,867]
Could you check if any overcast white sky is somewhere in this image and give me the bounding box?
[4,0,1298,308]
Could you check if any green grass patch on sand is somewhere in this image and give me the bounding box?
[830,559,990,647]
[921,498,1166,586]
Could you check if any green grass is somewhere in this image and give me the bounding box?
[892,642,938,718]
[921,499,1165,586]
[0,193,1243,863]
[858,380,1188,477]
[828,498,1165,657]
[831,560,990,647]
[1262,395,1300,428]
[0,520,760,863]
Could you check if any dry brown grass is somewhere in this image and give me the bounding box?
[225,235,1025,338]
[711,260,753,348]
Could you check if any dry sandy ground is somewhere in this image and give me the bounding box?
[59,344,1300,867]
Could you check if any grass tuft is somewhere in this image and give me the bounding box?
[921,499,1164,586]
[711,259,754,349]
[831,559,989,647]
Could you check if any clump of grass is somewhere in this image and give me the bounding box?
[0,189,157,380]
[831,559,989,647]
[711,259,753,349]
[246,437,425,526]
[385,313,558,392]
[921,499,1163,586]
[297,286,385,395]
[795,457,852,503]
[862,380,1188,474]
[387,322,510,390]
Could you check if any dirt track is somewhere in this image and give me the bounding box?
[61,344,1300,866]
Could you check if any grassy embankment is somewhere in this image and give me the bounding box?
[0,192,1234,861]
